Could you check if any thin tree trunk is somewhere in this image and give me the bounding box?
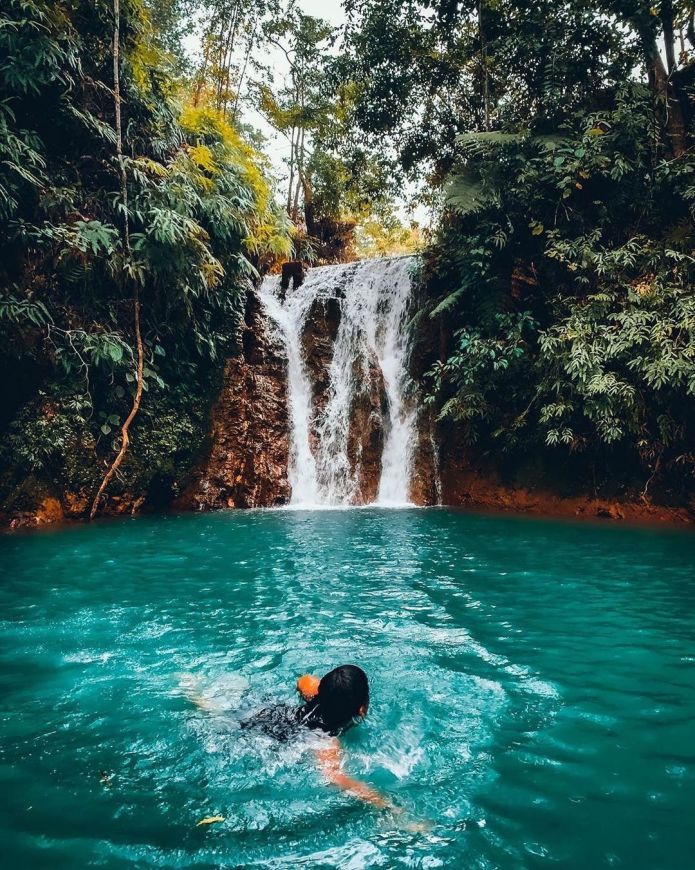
[221,3,241,117]
[287,124,296,216]
[193,35,212,107]
[232,20,256,123]
[90,0,145,520]
[292,124,304,221]
[646,37,687,156]
[479,0,490,131]
[630,8,688,157]
[301,171,315,237]
[661,1,677,72]
[214,17,226,108]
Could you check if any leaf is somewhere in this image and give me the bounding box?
[108,343,123,362]
[196,815,225,827]
[430,288,464,317]
[100,424,111,435]
[445,170,487,216]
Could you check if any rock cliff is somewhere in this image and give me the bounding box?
[174,292,290,510]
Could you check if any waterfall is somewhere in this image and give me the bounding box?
[258,257,418,507]
[255,275,319,505]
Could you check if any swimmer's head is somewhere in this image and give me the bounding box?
[316,664,369,732]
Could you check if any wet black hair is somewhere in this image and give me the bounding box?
[315,664,369,733]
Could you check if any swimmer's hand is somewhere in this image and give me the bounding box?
[315,741,391,810]
[315,741,431,832]
[178,673,221,714]
[387,806,433,833]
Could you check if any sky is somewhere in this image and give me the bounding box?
[299,0,345,25]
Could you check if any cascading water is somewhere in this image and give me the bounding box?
[258,257,418,507]
[255,276,320,505]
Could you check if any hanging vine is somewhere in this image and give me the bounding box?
[89,0,145,520]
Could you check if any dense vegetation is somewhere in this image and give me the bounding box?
[1,0,694,520]
[0,0,292,519]
[339,0,695,503]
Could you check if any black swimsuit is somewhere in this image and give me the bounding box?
[240,701,328,741]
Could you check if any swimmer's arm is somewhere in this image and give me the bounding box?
[315,741,391,810]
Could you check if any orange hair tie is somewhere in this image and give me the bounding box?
[296,674,320,701]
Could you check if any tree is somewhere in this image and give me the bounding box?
[254,8,335,228]
[191,0,283,121]
[340,0,695,496]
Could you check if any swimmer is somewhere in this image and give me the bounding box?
[183,665,394,811]
[245,664,391,808]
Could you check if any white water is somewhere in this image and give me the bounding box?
[258,257,418,507]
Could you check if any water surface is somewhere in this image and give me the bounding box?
[1,509,693,868]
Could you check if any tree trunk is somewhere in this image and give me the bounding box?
[193,36,211,107]
[90,0,145,520]
[232,20,256,123]
[287,124,296,216]
[479,0,490,131]
[292,124,304,221]
[301,171,315,237]
[661,1,677,72]
[221,4,241,118]
[645,38,687,156]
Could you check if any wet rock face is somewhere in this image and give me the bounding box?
[409,408,440,506]
[174,292,290,511]
[302,294,341,441]
[347,352,386,504]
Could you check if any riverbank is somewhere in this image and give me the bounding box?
[3,484,692,531]
[437,450,694,527]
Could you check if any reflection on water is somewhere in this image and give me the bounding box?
[0,509,694,868]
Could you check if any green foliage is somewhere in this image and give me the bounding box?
[425,312,538,445]
[537,255,695,457]
[421,77,695,491]
[0,0,291,514]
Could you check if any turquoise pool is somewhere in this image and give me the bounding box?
[1,509,693,868]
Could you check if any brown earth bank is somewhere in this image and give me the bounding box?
[4,458,693,531]
[431,449,694,527]
[6,471,692,531]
